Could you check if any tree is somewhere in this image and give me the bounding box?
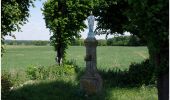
[42,0,92,65]
[93,0,129,36]
[125,1,169,99]
[1,0,35,56]
[93,0,169,99]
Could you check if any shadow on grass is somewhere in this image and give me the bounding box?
[8,69,156,100]
[8,59,156,100]
[99,69,155,88]
[99,69,131,88]
[8,80,106,100]
[98,59,155,88]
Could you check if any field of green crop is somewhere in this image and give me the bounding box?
[2,45,157,100]
[2,45,149,71]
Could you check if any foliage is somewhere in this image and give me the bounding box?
[124,0,169,76]
[93,0,168,72]
[93,0,168,98]
[26,64,76,80]
[31,41,50,46]
[100,59,156,87]
[70,39,84,46]
[4,35,146,46]
[7,60,157,100]
[128,59,155,85]
[70,35,146,46]
[1,72,13,100]
[1,0,35,56]
[128,35,146,46]
[93,0,129,35]
[42,0,92,64]
[100,68,129,87]
[107,35,146,46]
[4,40,50,46]
[26,66,38,80]
[97,39,107,46]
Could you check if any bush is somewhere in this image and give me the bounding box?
[128,35,140,46]
[98,59,156,87]
[128,59,155,85]
[70,39,84,46]
[99,68,129,87]
[107,36,129,46]
[1,72,13,100]
[26,66,38,80]
[26,64,77,80]
[98,39,107,46]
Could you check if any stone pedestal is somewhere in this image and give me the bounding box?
[80,37,102,95]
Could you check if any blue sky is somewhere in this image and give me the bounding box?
[5,0,129,40]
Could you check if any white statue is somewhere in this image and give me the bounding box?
[87,11,95,38]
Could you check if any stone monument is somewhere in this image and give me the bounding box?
[80,11,102,95]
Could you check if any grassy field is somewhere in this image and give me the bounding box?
[2,45,149,71]
[2,45,158,100]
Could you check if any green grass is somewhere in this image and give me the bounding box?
[105,86,157,100]
[2,45,157,100]
[8,80,157,100]
[67,46,149,70]
[2,46,56,71]
[2,45,148,71]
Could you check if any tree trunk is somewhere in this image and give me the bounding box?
[55,0,65,65]
[157,73,169,100]
[148,41,169,100]
[56,46,63,65]
[157,47,169,100]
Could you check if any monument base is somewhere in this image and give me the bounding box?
[80,73,102,95]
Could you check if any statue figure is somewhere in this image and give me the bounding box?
[87,11,95,38]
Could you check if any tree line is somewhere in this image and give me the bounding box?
[4,40,50,46]
[4,35,146,46]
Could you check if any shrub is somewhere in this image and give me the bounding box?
[1,72,13,100]
[47,65,75,77]
[99,68,129,87]
[98,59,156,87]
[26,64,77,80]
[26,66,38,80]
[70,39,84,46]
[128,59,155,85]
[64,60,85,80]
[98,39,107,46]
[128,35,140,46]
